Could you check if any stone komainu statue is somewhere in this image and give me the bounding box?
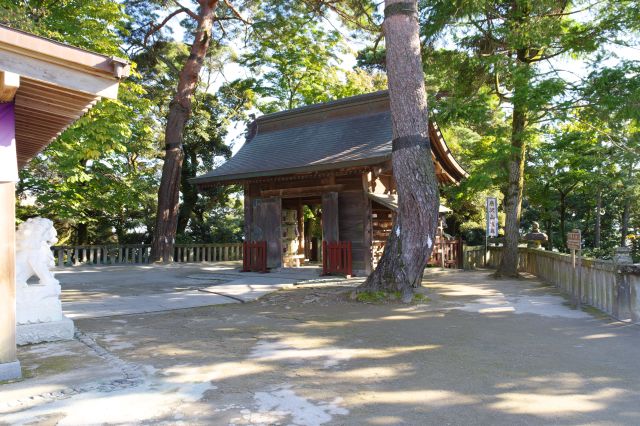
[14,217,74,344]
[15,217,60,294]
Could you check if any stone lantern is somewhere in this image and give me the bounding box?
[524,222,548,249]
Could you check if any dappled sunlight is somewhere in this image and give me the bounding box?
[451,293,591,319]
[581,333,618,340]
[494,373,619,391]
[490,374,628,417]
[489,388,625,416]
[1,376,216,425]
[349,312,446,322]
[164,361,271,383]
[332,365,412,380]
[345,389,480,407]
[367,415,407,425]
[378,315,417,320]
[426,283,501,298]
[141,344,200,357]
[293,365,412,381]
[249,334,440,368]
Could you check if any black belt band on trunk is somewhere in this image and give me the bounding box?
[165,143,182,151]
[392,134,429,152]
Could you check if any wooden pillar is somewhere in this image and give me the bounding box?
[0,183,19,380]
[0,82,21,379]
[321,192,339,242]
[243,184,252,242]
[254,197,282,268]
[363,195,373,274]
[296,199,304,255]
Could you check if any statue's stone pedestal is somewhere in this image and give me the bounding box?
[15,283,74,346]
[0,361,21,382]
[16,317,74,346]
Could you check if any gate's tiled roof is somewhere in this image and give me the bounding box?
[193,91,467,186]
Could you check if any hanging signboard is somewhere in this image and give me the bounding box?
[486,197,499,237]
[567,229,581,251]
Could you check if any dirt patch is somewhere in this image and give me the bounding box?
[5,270,640,425]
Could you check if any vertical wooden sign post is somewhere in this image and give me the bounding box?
[567,229,582,309]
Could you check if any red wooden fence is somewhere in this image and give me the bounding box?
[322,241,353,277]
[242,241,268,273]
[428,236,463,268]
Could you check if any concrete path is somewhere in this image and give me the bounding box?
[58,262,346,319]
[3,268,640,426]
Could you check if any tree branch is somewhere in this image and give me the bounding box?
[145,7,190,46]
[222,0,251,25]
[171,0,200,21]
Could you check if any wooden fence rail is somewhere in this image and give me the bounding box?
[51,243,243,267]
[462,245,486,270]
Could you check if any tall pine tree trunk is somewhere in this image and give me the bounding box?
[559,191,567,249]
[177,150,198,235]
[359,0,440,301]
[594,188,602,248]
[151,1,219,262]
[620,163,632,246]
[497,60,529,277]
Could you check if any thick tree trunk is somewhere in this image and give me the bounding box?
[621,164,632,246]
[594,189,602,248]
[621,200,630,246]
[497,61,529,278]
[559,192,566,250]
[77,222,88,245]
[151,1,219,262]
[177,151,198,235]
[358,0,440,301]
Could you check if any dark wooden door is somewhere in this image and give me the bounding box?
[322,192,339,242]
[252,197,282,268]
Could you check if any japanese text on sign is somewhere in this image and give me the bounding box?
[567,229,581,251]
[486,197,499,237]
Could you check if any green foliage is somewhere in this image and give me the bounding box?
[6,0,639,260]
[0,0,127,55]
[402,0,640,256]
[240,2,345,111]
[356,291,396,303]
[5,0,159,244]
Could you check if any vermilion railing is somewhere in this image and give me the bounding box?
[242,241,268,273]
[322,241,353,277]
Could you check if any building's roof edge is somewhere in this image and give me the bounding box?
[0,24,130,79]
[192,155,391,187]
[255,90,389,125]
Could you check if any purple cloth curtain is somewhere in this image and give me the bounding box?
[0,102,18,182]
[0,102,15,147]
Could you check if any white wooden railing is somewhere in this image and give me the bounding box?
[51,243,243,267]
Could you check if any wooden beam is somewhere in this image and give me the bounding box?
[260,184,345,198]
[0,71,19,102]
[15,94,92,119]
[0,50,119,98]
[0,25,129,79]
